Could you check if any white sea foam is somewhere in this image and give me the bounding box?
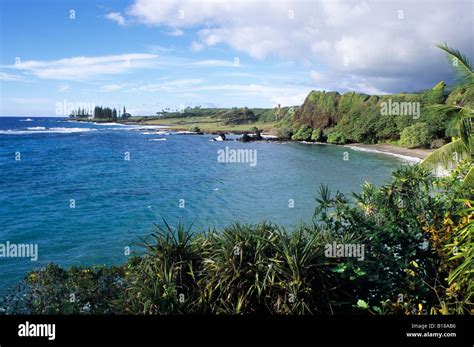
[49,127,96,133]
[300,141,328,145]
[137,125,170,130]
[142,131,170,135]
[344,145,421,163]
[94,123,170,132]
[148,138,167,141]
[107,127,137,131]
[93,122,129,126]
[0,127,97,135]
[19,118,33,122]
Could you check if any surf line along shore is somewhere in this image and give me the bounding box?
[344,143,433,162]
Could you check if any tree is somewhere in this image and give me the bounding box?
[327,130,347,144]
[400,123,431,148]
[276,126,293,140]
[422,44,473,185]
[311,128,323,142]
[94,106,101,119]
[291,125,313,141]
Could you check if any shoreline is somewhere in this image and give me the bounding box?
[345,143,433,162]
[68,119,433,162]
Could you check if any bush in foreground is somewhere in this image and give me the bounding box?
[1,163,472,315]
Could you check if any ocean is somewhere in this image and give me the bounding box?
[0,116,405,292]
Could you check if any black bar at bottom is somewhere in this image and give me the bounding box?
[0,315,471,345]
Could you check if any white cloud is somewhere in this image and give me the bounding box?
[58,84,70,92]
[134,79,310,106]
[9,97,52,104]
[271,93,308,107]
[167,28,184,36]
[5,53,159,80]
[117,0,473,93]
[194,84,311,106]
[100,83,130,92]
[310,70,322,82]
[146,44,174,53]
[0,72,26,81]
[105,12,126,26]
[190,60,236,67]
[134,79,203,92]
[190,41,204,52]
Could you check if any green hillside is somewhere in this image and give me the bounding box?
[276,82,473,147]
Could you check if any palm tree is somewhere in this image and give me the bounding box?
[422,44,473,185]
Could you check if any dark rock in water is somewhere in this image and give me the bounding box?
[240,133,252,142]
[239,130,262,142]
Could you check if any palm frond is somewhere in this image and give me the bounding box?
[463,166,474,188]
[437,43,474,88]
[422,138,469,169]
[459,117,472,148]
[429,103,473,115]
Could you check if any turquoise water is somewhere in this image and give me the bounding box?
[0,117,404,292]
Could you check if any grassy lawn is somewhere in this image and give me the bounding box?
[140,116,277,133]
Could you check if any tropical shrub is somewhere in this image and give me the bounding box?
[400,123,431,148]
[1,164,471,315]
[120,222,202,314]
[0,264,126,314]
[189,126,201,133]
[422,44,474,186]
[327,131,347,144]
[276,126,293,140]
[291,125,313,141]
[311,128,323,142]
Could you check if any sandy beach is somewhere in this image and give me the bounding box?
[345,143,433,162]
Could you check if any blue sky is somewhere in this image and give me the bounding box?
[0,0,472,116]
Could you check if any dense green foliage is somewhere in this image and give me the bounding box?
[422,44,474,186]
[400,123,432,148]
[311,128,323,142]
[280,70,473,148]
[69,106,129,120]
[281,46,473,150]
[188,126,201,133]
[291,125,313,141]
[286,85,454,146]
[327,131,347,144]
[276,126,293,140]
[2,162,472,315]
